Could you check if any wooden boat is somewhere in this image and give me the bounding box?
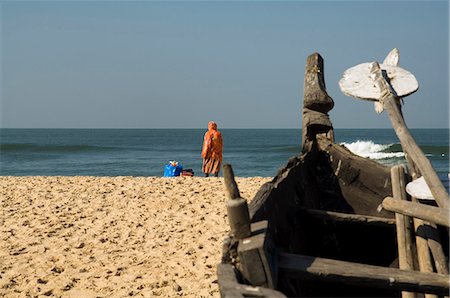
[217,52,450,297]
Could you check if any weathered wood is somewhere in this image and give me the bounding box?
[414,214,449,298]
[226,198,251,240]
[217,263,286,298]
[219,51,449,298]
[412,209,435,273]
[317,135,395,218]
[369,62,449,209]
[391,166,415,271]
[339,61,418,101]
[300,207,396,226]
[383,48,400,66]
[382,197,450,227]
[303,53,334,113]
[405,154,449,286]
[223,164,251,239]
[423,222,449,275]
[391,165,416,298]
[406,177,435,201]
[405,162,437,298]
[373,48,401,113]
[302,53,334,149]
[302,108,333,130]
[237,221,276,289]
[278,252,450,296]
[414,218,439,298]
[223,163,241,200]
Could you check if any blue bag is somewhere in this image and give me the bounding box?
[163,161,183,177]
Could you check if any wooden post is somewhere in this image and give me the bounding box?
[391,165,416,298]
[404,156,434,281]
[223,164,251,239]
[412,213,438,298]
[302,53,334,151]
[423,221,449,275]
[382,197,450,228]
[405,154,449,277]
[369,62,449,209]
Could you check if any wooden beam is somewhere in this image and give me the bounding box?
[424,222,449,275]
[369,62,449,209]
[390,165,416,298]
[405,153,449,277]
[278,252,450,296]
[382,197,450,228]
[300,208,395,227]
[413,216,437,298]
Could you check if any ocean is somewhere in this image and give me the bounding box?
[0,129,448,179]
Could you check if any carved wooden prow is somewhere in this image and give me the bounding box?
[301,53,334,152]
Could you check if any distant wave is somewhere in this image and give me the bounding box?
[340,140,405,160]
[273,145,302,154]
[0,143,117,153]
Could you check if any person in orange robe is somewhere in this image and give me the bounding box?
[201,121,223,177]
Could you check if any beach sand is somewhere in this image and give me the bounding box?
[0,176,271,297]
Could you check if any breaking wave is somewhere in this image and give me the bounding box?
[340,140,405,160]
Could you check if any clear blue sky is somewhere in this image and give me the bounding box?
[1,1,449,128]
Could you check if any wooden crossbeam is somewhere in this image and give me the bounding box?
[278,252,450,296]
[382,197,450,228]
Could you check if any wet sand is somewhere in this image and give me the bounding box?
[0,176,271,297]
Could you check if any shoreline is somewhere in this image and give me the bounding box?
[0,176,271,297]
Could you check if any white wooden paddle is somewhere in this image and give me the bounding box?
[339,49,418,103]
[339,49,449,209]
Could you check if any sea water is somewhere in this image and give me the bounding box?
[0,129,448,179]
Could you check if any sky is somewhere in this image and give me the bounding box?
[1,0,449,129]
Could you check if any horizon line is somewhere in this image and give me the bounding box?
[1,127,449,130]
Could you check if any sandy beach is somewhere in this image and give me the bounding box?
[0,176,271,297]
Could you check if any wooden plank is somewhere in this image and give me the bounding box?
[300,208,395,226]
[278,252,450,296]
[382,197,450,228]
[217,263,286,297]
[238,221,276,289]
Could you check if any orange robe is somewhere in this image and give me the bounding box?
[202,122,223,174]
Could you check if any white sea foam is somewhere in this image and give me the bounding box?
[340,140,405,160]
